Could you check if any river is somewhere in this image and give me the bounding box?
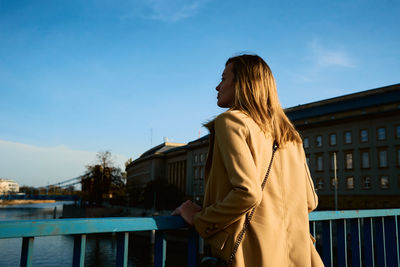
[0,202,186,267]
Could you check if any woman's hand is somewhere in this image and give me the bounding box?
[172,200,202,226]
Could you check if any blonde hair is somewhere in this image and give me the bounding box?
[226,54,301,145]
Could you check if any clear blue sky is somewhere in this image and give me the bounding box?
[1,0,399,186]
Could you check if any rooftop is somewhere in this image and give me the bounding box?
[285,83,400,121]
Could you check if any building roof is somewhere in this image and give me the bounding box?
[139,142,186,158]
[285,83,400,121]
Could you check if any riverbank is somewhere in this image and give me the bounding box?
[0,199,56,205]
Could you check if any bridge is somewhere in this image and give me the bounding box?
[0,194,79,201]
[36,176,82,194]
[0,209,399,267]
[1,176,82,201]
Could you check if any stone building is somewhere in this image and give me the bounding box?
[126,83,400,210]
[0,179,19,194]
[125,142,186,203]
[285,83,400,209]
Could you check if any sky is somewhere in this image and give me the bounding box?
[0,0,399,187]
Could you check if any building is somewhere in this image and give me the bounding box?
[126,83,400,210]
[126,142,187,206]
[285,83,400,209]
[0,179,20,194]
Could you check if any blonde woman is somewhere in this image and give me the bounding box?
[173,55,323,266]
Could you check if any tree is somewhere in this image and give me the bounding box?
[81,151,126,205]
[125,158,133,168]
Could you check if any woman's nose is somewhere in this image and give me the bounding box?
[216,83,221,91]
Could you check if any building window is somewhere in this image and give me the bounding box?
[329,134,337,146]
[303,137,310,148]
[346,177,354,189]
[194,167,198,180]
[344,131,352,144]
[396,125,400,139]
[380,176,389,189]
[398,175,400,189]
[194,154,198,163]
[331,178,335,189]
[330,178,337,189]
[362,176,371,189]
[361,151,370,169]
[397,147,400,167]
[316,154,323,171]
[345,152,353,170]
[200,153,204,162]
[306,154,310,167]
[377,127,386,141]
[316,136,322,147]
[378,149,388,168]
[199,182,204,194]
[329,152,338,170]
[360,129,368,143]
[316,178,324,190]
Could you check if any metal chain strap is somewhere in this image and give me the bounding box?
[227,141,279,266]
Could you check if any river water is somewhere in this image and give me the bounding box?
[0,202,186,267]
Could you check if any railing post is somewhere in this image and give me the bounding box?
[337,219,347,267]
[73,234,86,267]
[322,220,332,267]
[363,217,375,267]
[20,237,34,267]
[384,216,398,267]
[188,228,199,267]
[396,216,400,267]
[350,218,361,267]
[375,217,385,267]
[116,232,129,267]
[154,231,166,267]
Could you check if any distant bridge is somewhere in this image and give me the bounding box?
[37,176,82,192]
[1,176,83,201]
[0,194,79,201]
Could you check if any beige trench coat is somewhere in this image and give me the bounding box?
[193,110,324,267]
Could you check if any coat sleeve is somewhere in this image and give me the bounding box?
[193,112,262,238]
[304,160,318,212]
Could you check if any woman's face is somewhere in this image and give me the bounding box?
[216,63,235,108]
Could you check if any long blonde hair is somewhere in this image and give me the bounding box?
[226,54,301,145]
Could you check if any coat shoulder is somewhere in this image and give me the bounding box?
[215,110,251,127]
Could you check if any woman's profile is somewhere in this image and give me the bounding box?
[173,54,324,266]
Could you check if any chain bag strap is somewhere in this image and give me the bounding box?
[227,141,279,266]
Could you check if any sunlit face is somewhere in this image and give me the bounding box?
[216,63,235,108]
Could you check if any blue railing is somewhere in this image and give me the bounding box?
[0,216,197,267]
[309,209,400,267]
[0,209,399,267]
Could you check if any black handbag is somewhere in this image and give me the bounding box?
[201,142,278,267]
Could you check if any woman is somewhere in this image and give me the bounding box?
[173,54,323,266]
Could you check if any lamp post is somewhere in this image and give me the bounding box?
[334,152,338,211]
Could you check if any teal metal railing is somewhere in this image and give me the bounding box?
[309,209,400,267]
[0,216,197,267]
[1,209,399,267]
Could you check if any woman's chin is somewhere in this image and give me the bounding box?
[217,101,227,108]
